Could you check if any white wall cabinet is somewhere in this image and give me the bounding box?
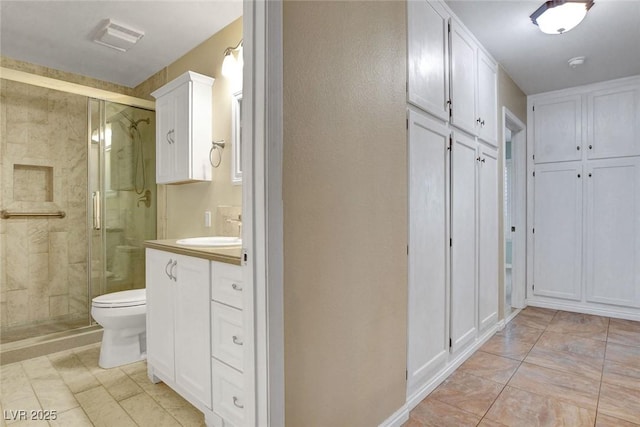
[407,0,450,121]
[407,109,450,397]
[585,158,640,308]
[476,50,498,146]
[146,248,212,410]
[152,71,214,184]
[528,77,640,319]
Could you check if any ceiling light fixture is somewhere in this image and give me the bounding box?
[221,40,243,78]
[530,0,594,35]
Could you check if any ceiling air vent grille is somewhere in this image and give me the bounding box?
[93,19,144,52]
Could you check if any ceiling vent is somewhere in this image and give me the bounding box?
[93,19,144,52]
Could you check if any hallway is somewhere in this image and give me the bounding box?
[406,307,640,426]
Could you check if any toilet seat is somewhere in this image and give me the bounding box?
[92,289,146,308]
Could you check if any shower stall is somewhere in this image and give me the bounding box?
[0,76,156,351]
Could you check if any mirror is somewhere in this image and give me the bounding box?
[231,90,243,184]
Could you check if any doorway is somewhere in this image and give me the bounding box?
[502,107,526,319]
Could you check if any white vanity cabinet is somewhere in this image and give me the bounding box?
[152,71,214,184]
[146,248,212,411]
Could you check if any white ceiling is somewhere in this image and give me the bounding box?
[0,1,243,88]
[446,0,640,94]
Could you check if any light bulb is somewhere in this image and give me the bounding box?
[221,52,236,77]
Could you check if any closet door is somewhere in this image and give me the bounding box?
[585,158,640,307]
[407,0,449,121]
[533,96,582,164]
[587,85,640,159]
[532,162,583,300]
[407,109,450,396]
[478,144,498,332]
[450,131,477,353]
[449,19,477,136]
[476,50,498,147]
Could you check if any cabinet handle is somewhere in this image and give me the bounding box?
[589,145,593,150]
[476,157,481,162]
[166,129,175,144]
[481,119,485,127]
[232,335,243,346]
[476,118,482,125]
[165,259,174,280]
[578,174,581,178]
[589,173,592,177]
[233,396,244,409]
[171,260,178,282]
[231,283,243,291]
[166,130,172,144]
[481,158,486,163]
[577,146,581,150]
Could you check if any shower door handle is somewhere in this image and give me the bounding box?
[92,191,101,230]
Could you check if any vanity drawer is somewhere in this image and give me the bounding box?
[212,358,244,427]
[211,302,244,371]
[211,261,243,309]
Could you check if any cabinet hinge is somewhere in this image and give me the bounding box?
[449,338,452,348]
[533,105,535,112]
[407,245,409,255]
[533,284,535,291]
[533,154,535,160]
[406,118,409,130]
[532,228,535,234]
[533,171,535,177]
[406,370,408,380]
[448,22,451,33]
[449,238,452,247]
[406,81,409,94]
[448,135,452,151]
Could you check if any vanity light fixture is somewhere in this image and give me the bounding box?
[221,40,243,78]
[530,0,594,34]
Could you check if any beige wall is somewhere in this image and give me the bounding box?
[496,65,527,320]
[283,2,407,425]
[134,18,243,239]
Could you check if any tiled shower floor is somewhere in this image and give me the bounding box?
[0,343,204,426]
[405,307,640,426]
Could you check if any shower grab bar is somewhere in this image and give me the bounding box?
[1,210,66,219]
[92,191,101,230]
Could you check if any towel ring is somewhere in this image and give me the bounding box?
[210,140,225,168]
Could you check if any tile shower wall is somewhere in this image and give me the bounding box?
[0,79,89,329]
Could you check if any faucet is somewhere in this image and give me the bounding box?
[137,190,151,208]
[226,214,242,237]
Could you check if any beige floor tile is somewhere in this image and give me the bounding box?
[602,359,640,391]
[457,351,521,384]
[3,395,42,425]
[485,386,595,427]
[408,397,481,426]
[596,413,640,427]
[75,386,136,427]
[508,362,600,411]
[31,378,78,412]
[598,382,640,424]
[93,368,143,401]
[0,365,33,406]
[429,370,504,417]
[509,307,556,330]
[119,360,147,377]
[607,318,640,347]
[163,405,206,427]
[47,352,100,394]
[120,393,181,427]
[547,311,609,341]
[73,345,102,375]
[477,419,509,427]
[605,341,640,367]
[48,407,92,427]
[20,357,58,380]
[480,324,542,361]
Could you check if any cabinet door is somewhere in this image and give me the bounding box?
[588,85,640,159]
[174,254,212,410]
[146,248,176,381]
[156,92,179,184]
[477,50,498,147]
[407,0,449,121]
[533,162,583,300]
[172,83,191,182]
[586,158,640,307]
[449,19,477,136]
[407,109,450,396]
[533,96,582,163]
[478,145,498,332]
[450,131,477,353]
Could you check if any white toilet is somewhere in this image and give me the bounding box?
[91,289,147,369]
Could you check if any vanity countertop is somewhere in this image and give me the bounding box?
[144,239,242,266]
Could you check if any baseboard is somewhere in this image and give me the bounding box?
[379,322,501,427]
[527,298,640,322]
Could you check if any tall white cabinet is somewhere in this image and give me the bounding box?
[528,76,640,318]
[406,0,500,407]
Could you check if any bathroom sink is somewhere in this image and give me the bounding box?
[175,236,242,247]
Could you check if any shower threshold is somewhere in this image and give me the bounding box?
[0,325,103,365]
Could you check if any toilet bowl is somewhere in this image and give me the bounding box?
[91,289,146,369]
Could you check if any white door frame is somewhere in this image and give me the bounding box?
[502,107,526,310]
[243,1,284,426]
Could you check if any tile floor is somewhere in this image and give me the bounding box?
[0,343,205,427]
[405,307,640,427]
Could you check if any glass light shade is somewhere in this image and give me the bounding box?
[221,52,236,77]
[236,45,244,71]
[536,2,588,34]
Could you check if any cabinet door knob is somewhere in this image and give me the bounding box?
[476,118,482,124]
[481,158,486,163]
[476,157,481,162]
[232,335,243,346]
[233,396,244,409]
[589,145,593,149]
[231,283,243,291]
[481,120,485,127]
[165,259,174,279]
[578,174,581,178]
[577,146,581,150]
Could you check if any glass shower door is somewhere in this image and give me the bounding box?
[88,99,156,302]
